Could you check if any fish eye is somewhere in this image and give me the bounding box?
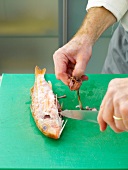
[43,125,47,131]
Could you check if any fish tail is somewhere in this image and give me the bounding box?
[35,66,46,76]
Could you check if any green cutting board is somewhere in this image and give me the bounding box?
[0,74,128,169]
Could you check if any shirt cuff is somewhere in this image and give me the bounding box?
[86,0,128,21]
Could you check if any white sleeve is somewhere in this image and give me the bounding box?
[86,0,128,21]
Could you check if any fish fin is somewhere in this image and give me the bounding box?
[35,66,46,76]
[59,119,68,137]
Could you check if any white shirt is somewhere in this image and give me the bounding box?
[86,0,128,31]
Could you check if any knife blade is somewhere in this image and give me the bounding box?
[60,110,98,123]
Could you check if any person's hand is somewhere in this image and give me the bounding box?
[53,36,92,86]
[53,6,116,88]
[98,78,128,133]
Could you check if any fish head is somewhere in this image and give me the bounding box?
[41,119,62,139]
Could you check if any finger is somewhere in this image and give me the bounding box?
[98,107,107,131]
[103,99,122,133]
[54,54,67,76]
[113,100,126,131]
[98,95,108,131]
[120,101,128,130]
[56,73,69,85]
[72,55,87,78]
[98,93,122,133]
[53,53,69,85]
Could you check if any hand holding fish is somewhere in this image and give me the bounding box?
[53,36,90,89]
[98,78,128,133]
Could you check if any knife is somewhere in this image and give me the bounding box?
[60,110,99,123]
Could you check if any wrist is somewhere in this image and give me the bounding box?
[69,33,93,52]
[73,33,94,47]
[69,35,93,63]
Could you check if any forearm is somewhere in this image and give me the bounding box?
[74,7,116,46]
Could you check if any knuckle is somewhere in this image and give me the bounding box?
[108,78,120,87]
[53,49,62,59]
[53,51,59,59]
[56,73,62,80]
[120,105,128,115]
[115,123,123,131]
[56,75,60,80]
[113,97,120,106]
[97,116,102,124]
[108,79,115,87]
[107,87,115,97]
[102,114,113,124]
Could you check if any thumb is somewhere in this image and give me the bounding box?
[72,56,87,78]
